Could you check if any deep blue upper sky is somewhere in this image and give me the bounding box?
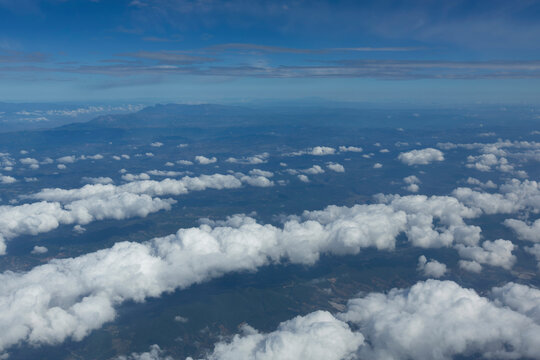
[1,0,540,103]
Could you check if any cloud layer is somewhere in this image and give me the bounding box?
[0,174,538,353]
[176,281,540,360]
[0,173,272,254]
[0,191,491,353]
[398,148,444,165]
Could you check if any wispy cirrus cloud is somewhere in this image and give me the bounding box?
[116,50,215,65]
[0,49,48,63]
[4,56,540,80]
[200,43,423,54]
[4,52,540,81]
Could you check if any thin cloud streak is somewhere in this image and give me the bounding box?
[3,58,540,80]
[200,43,424,54]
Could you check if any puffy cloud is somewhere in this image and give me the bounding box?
[0,194,488,351]
[150,142,163,147]
[417,255,447,278]
[122,173,151,181]
[113,154,130,161]
[197,311,363,360]
[30,174,243,202]
[174,315,188,323]
[458,260,483,273]
[453,188,516,214]
[0,153,15,171]
[310,146,336,156]
[404,175,420,184]
[73,225,86,234]
[338,146,363,153]
[491,282,540,323]
[40,189,483,253]
[0,204,393,351]
[466,177,497,189]
[439,139,540,155]
[373,163,382,168]
[376,194,481,248]
[248,169,273,178]
[453,179,540,215]
[504,218,540,242]
[226,153,269,165]
[302,165,325,175]
[195,156,217,164]
[289,146,336,156]
[191,280,540,360]
[479,132,496,137]
[465,153,521,175]
[404,184,418,192]
[2,182,533,352]
[326,162,345,173]
[285,169,298,175]
[65,193,175,224]
[0,195,175,254]
[297,174,309,183]
[0,175,16,184]
[81,154,103,160]
[403,175,420,193]
[57,164,67,170]
[398,148,444,165]
[81,177,114,185]
[0,174,256,252]
[455,239,516,270]
[439,139,539,177]
[0,202,68,248]
[466,154,503,172]
[525,244,540,268]
[237,174,274,188]
[147,170,186,177]
[19,157,39,167]
[437,139,540,153]
[177,160,193,165]
[31,245,48,255]
[340,280,540,360]
[57,155,77,164]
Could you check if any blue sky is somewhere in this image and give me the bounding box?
[1,0,540,103]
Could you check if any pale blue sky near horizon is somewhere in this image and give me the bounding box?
[1,0,540,104]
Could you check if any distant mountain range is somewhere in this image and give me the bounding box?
[0,102,537,151]
[78,103,264,129]
[0,102,145,133]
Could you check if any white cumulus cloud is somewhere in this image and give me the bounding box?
[190,280,540,360]
[398,148,444,165]
[417,255,447,278]
[195,156,217,165]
